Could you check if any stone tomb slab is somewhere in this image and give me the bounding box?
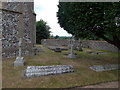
[90,64,120,72]
[24,65,74,78]
[63,53,77,55]
[48,46,68,51]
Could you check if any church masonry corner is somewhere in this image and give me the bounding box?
[1,2,36,58]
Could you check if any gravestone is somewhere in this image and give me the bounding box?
[54,48,61,52]
[43,39,47,47]
[14,38,25,67]
[24,65,74,78]
[76,38,83,51]
[68,38,71,49]
[34,47,44,55]
[90,64,120,72]
[68,37,76,58]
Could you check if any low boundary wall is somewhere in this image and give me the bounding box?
[41,39,118,52]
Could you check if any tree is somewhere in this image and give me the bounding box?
[54,35,59,39]
[50,34,54,39]
[57,2,120,49]
[36,19,51,44]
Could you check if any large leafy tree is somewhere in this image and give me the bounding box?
[57,2,120,49]
[36,19,51,44]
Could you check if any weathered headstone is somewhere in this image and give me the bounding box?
[14,38,25,67]
[76,38,83,51]
[54,48,61,52]
[68,37,76,58]
[68,38,71,49]
[24,65,74,78]
[43,39,47,47]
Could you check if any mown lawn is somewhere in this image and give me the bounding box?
[2,45,119,88]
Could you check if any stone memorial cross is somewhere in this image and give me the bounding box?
[14,38,25,67]
[76,38,83,51]
[68,36,76,58]
[18,38,22,58]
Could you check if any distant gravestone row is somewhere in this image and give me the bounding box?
[90,64,120,72]
[47,37,83,58]
[24,65,74,78]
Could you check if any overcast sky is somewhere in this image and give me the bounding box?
[34,0,72,36]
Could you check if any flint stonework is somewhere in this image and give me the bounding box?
[1,2,36,58]
[24,65,74,78]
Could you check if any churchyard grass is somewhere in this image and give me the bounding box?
[2,45,119,88]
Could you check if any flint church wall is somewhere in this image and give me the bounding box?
[0,2,36,58]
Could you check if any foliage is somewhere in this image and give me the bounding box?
[49,35,54,39]
[54,35,59,39]
[36,19,51,44]
[58,36,71,40]
[49,35,71,40]
[57,2,120,49]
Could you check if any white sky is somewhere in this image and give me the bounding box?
[34,0,72,36]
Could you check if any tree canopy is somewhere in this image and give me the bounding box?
[36,19,51,44]
[57,2,120,49]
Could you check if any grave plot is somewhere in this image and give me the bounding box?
[63,53,77,55]
[85,51,107,55]
[90,64,120,72]
[24,65,74,78]
[48,46,68,52]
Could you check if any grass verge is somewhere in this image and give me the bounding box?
[2,45,119,88]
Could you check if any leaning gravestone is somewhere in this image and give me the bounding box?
[24,65,74,78]
[90,64,120,72]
